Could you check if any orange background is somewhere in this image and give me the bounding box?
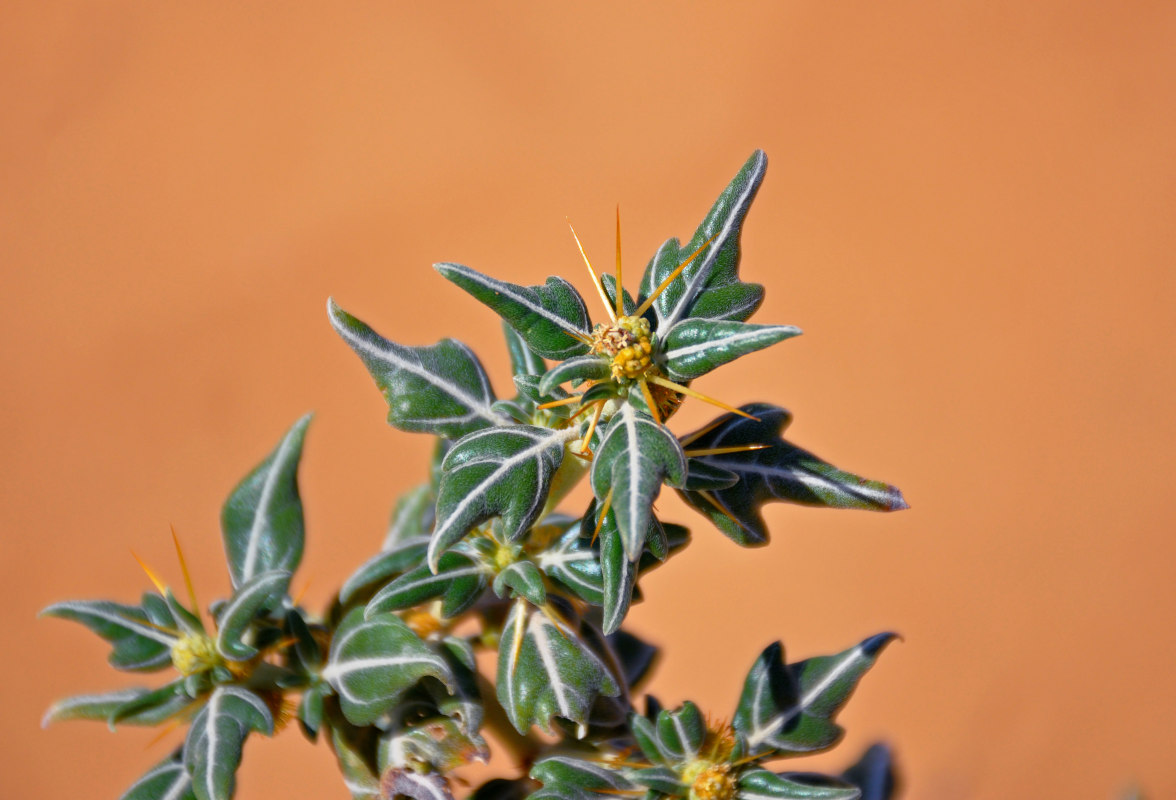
[4,3,1174,798]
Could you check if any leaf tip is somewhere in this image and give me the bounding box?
[861,631,900,657]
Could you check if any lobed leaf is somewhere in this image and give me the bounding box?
[734,634,897,757]
[428,425,571,569]
[214,569,289,661]
[41,597,177,672]
[119,754,196,800]
[323,608,454,726]
[435,263,591,360]
[365,551,489,619]
[220,414,310,590]
[182,686,274,800]
[660,319,801,381]
[590,404,686,561]
[679,404,907,546]
[737,767,862,800]
[496,601,621,735]
[328,298,504,438]
[492,560,547,606]
[639,150,768,328]
[502,320,547,378]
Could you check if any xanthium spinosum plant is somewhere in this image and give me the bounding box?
[43,151,908,800]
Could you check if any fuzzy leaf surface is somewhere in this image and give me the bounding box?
[734,634,896,756]
[502,320,547,378]
[340,536,430,606]
[215,569,289,661]
[43,686,190,728]
[496,602,621,734]
[220,414,310,590]
[120,755,196,800]
[381,768,456,800]
[537,354,611,396]
[323,608,454,726]
[436,263,591,359]
[366,551,488,619]
[329,298,504,437]
[529,755,637,799]
[590,404,686,561]
[639,150,768,328]
[182,686,274,800]
[661,319,800,381]
[679,404,907,545]
[738,767,861,800]
[41,598,177,672]
[429,425,569,569]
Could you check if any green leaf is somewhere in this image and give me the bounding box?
[536,526,603,605]
[384,484,436,550]
[182,686,274,800]
[492,560,547,606]
[537,355,612,397]
[339,536,430,606]
[382,716,488,774]
[429,425,573,569]
[737,768,861,800]
[840,743,898,800]
[590,404,686,561]
[660,320,801,381]
[530,755,637,799]
[734,634,897,757]
[435,263,591,360]
[41,598,177,672]
[496,601,621,735]
[328,298,504,437]
[119,755,196,800]
[502,320,547,378]
[655,701,706,761]
[220,414,310,590]
[628,766,682,795]
[297,682,327,740]
[109,681,195,728]
[597,508,635,636]
[42,686,189,728]
[365,551,489,619]
[639,151,768,328]
[214,570,289,661]
[679,404,908,546]
[323,608,454,726]
[606,629,659,692]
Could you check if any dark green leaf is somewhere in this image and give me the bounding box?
[496,601,621,735]
[215,570,289,661]
[182,686,274,800]
[119,754,196,800]
[840,743,899,800]
[606,629,659,692]
[468,778,535,800]
[109,680,194,728]
[530,755,637,799]
[738,768,861,799]
[41,598,177,672]
[429,425,573,569]
[42,686,189,728]
[734,634,897,757]
[384,484,436,550]
[365,551,489,619]
[328,298,504,437]
[323,608,454,726]
[629,766,682,795]
[297,682,327,740]
[656,701,706,761]
[536,526,603,605]
[638,151,768,328]
[661,319,800,381]
[590,404,686,561]
[435,263,591,359]
[340,537,430,606]
[492,560,547,606]
[598,509,635,635]
[537,355,612,396]
[220,414,310,590]
[679,404,908,546]
[502,320,547,378]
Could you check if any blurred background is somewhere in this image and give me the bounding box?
[3,2,1174,798]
